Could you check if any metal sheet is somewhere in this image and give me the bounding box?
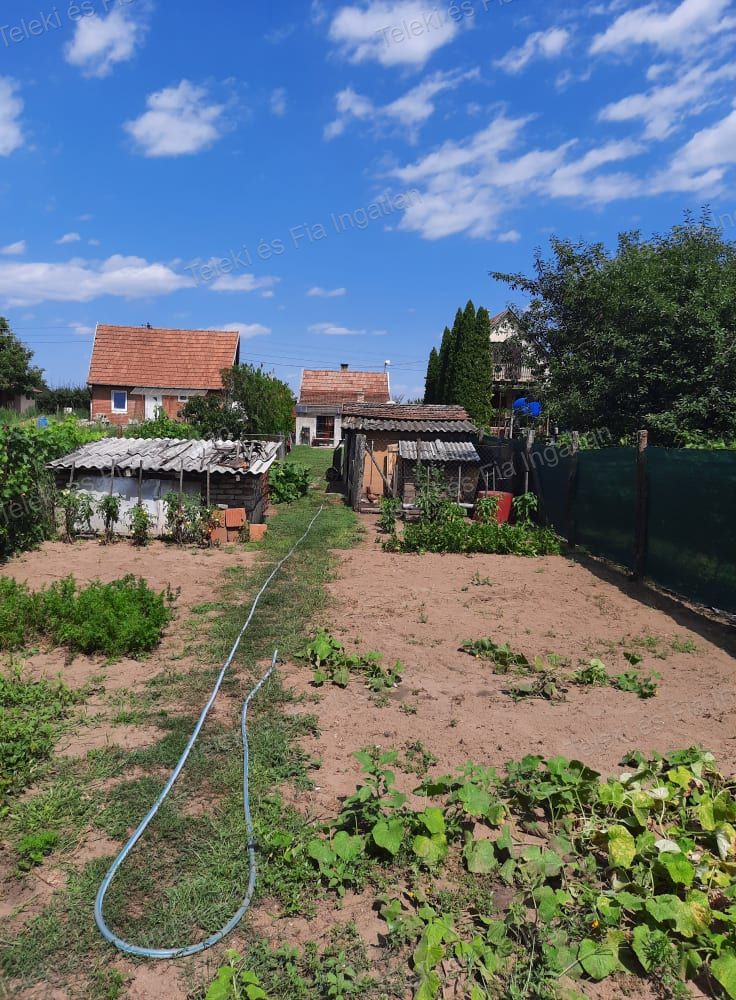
[398,440,481,463]
[47,437,280,476]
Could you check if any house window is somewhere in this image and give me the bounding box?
[111,390,128,413]
[316,415,335,440]
[178,394,189,403]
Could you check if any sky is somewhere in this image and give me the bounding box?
[1,0,735,399]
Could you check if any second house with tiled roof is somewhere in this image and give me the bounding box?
[88,324,240,428]
[296,364,392,447]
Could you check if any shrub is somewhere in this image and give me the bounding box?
[378,496,402,535]
[57,488,94,541]
[124,408,200,440]
[128,504,152,546]
[385,519,561,557]
[268,461,311,504]
[0,666,77,803]
[0,575,174,657]
[162,492,216,545]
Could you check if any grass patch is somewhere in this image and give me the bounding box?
[0,575,175,657]
[0,665,78,804]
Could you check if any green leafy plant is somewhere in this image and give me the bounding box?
[0,575,174,657]
[615,669,660,699]
[378,495,402,535]
[0,665,77,804]
[57,487,94,542]
[268,461,311,504]
[300,630,403,692]
[573,659,610,686]
[475,495,501,524]
[385,517,561,557]
[512,492,539,524]
[127,503,152,546]
[16,829,59,871]
[97,494,121,544]
[461,638,533,675]
[162,491,217,546]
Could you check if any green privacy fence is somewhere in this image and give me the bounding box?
[531,440,736,615]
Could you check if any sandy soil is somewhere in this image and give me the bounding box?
[276,522,736,999]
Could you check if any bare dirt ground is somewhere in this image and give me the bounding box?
[275,521,736,1000]
[281,524,736,821]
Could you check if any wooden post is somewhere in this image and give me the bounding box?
[179,460,184,498]
[109,463,115,496]
[633,430,649,579]
[206,462,211,508]
[565,431,580,547]
[138,458,143,504]
[68,461,75,487]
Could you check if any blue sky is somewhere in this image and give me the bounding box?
[1,0,735,398]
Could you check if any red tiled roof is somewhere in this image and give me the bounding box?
[88,325,240,390]
[342,403,471,421]
[299,369,390,405]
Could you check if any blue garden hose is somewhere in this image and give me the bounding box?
[94,506,324,959]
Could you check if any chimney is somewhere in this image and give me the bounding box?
[341,363,349,371]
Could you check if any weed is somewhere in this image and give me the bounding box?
[0,665,77,803]
[461,639,533,674]
[671,636,697,654]
[97,494,121,544]
[470,572,493,587]
[300,629,403,692]
[377,496,401,535]
[268,461,311,504]
[573,658,610,687]
[615,669,660,699]
[16,829,59,870]
[0,575,174,657]
[127,503,152,546]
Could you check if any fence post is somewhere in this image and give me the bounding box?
[633,430,649,579]
[565,431,580,547]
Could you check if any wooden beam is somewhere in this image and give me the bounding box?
[366,443,396,497]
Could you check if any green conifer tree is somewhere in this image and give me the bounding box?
[423,347,440,403]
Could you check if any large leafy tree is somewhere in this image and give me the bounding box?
[491,212,736,444]
[0,317,45,396]
[423,347,440,403]
[183,363,295,438]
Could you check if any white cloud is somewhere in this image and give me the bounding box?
[677,105,736,172]
[270,88,288,116]
[0,240,26,255]
[497,229,521,243]
[309,322,362,335]
[600,61,736,139]
[125,81,226,157]
[325,68,479,140]
[56,232,81,245]
[590,0,733,54]
[0,78,24,156]
[88,238,101,247]
[210,273,281,293]
[390,114,648,239]
[70,322,94,336]
[307,286,348,297]
[311,0,328,24]
[495,27,571,74]
[65,7,146,78]
[221,322,271,339]
[0,254,190,307]
[329,1,462,68]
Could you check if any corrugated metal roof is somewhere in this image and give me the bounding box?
[343,416,478,434]
[47,437,280,476]
[399,440,481,463]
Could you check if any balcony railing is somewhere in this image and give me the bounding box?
[492,364,536,384]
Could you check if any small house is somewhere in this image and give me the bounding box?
[0,390,38,415]
[340,404,481,510]
[296,365,391,447]
[88,325,240,428]
[47,437,279,535]
[490,309,536,415]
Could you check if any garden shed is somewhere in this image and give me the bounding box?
[47,437,279,535]
[340,404,480,510]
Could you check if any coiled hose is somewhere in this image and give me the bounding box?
[94,506,324,959]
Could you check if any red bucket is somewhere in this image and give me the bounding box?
[475,491,513,524]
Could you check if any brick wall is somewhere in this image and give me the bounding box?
[90,387,189,427]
